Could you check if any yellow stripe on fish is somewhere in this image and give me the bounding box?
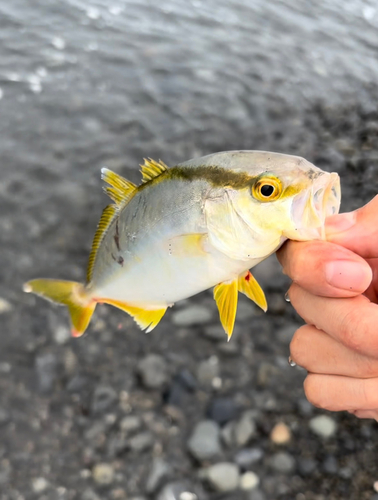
[23,151,341,339]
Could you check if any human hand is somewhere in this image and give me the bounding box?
[277,195,378,419]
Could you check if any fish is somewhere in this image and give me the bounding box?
[23,150,341,340]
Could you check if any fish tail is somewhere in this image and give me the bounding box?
[23,279,96,337]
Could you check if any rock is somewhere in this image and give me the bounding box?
[138,354,168,389]
[119,415,142,434]
[240,471,260,490]
[208,397,240,425]
[91,385,118,414]
[267,293,286,315]
[297,398,314,417]
[203,324,227,341]
[298,457,317,476]
[53,323,71,344]
[235,299,255,320]
[0,298,12,314]
[206,462,240,492]
[309,415,337,438]
[197,356,220,387]
[322,455,338,474]
[234,448,264,469]
[81,489,102,500]
[234,411,257,447]
[92,463,115,485]
[221,421,235,448]
[276,324,298,344]
[0,408,10,426]
[270,422,291,444]
[35,352,57,393]
[187,420,222,461]
[157,482,203,500]
[269,452,296,474]
[248,490,266,500]
[164,369,197,406]
[257,363,280,387]
[129,432,154,452]
[32,477,49,493]
[171,305,213,326]
[145,458,171,494]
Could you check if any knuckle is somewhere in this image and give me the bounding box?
[290,327,308,366]
[339,307,367,352]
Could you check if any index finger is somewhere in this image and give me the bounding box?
[277,239,372,297]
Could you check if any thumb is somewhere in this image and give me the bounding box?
[325,195,378,259]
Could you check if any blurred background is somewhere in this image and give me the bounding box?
[1,0,378,499]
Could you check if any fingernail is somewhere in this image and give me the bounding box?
[325,212,356,236]
[325,260,372,291]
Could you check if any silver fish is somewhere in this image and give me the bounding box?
[24,151,341,339]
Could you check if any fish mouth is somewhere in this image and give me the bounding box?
[289,172,341,241]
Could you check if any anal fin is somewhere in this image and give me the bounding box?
[100,299,166,333]
[238,270,267,312]
[213,279,238,341]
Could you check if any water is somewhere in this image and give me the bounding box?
[1,0,377,285]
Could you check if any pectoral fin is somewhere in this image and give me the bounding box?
[213,279,238,340]
[100,299,166,333]
[238,270,267,312]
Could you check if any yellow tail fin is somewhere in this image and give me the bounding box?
[23,279,96,337]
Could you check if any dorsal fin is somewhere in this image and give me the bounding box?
[101,168,137,207]
[140,158,168,184]
[86,204,117,283]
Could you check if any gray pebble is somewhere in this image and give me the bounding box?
[202,324,227,341]
[91,385,118,414]
[235,299,255,321]
[138,354,168,389]
[269,452,296,474]
[157,482,202,500]
[187,420,222,461]
[248,489,266,500]
[0,408,10,426]
[205,462,240,492]
[309,415,337,438]
[171,305,213,326]
[234,448,264,469]
[197,356,220,387]
[35,352,57,393]
[145,458,171,494]
[234,411,257,447]
[276,324,298,344]
[92,463,115,485]
[221,421,235,448]
[322,455,338,474]
[81,489,102,500]
[298,457,317,476]
[119,415,142,434]
[129,431,154,452]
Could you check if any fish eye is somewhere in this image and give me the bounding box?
[252,176,282,202]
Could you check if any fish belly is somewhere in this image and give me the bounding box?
[93,243,260,308]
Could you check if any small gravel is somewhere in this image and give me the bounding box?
[137,354,168,389]
[187,420,222,461]
[92,463,115,485]
[234,411,257,447]
[197,356,220,387]
[145,458,171,494]
[240,471,260,490]
[309,415,337,438]
[171,305,213,326]
[269,452,296,474]
[205,462,240,492]
[270,422,291,444]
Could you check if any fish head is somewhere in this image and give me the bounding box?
[202,151,341,260]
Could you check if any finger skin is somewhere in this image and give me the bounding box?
[277,240,372,297]
[288,284,378,357]
[304,373,378,412]
[290,325,378,378]
[349,409,378,420]
[326,195,378,259]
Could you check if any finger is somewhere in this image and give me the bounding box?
[348,409,378,420]
[326,195,378,259]
[304,373,378,411]
[277,240,372,297]
[288,284,378,357]
[290,325,378,378]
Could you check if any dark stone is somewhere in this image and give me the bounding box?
[207,397,240,426]
[91,385,118,414]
